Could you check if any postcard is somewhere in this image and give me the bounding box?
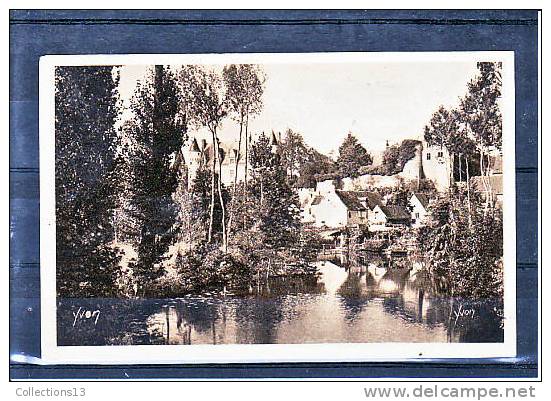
[39,52,516,364]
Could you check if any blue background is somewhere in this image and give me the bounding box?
[9,9,539,379]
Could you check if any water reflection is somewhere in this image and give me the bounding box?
[57,253,503,346]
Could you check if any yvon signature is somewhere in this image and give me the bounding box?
[72,307,101,327]
[453,304,475,325]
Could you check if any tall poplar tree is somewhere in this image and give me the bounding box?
[126,65,185,295]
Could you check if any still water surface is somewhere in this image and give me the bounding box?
[58,256,503,346]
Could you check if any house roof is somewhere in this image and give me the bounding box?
[379,205,411,221]
[335,191,367,211]
[412,192,430,208]
[355,191,383,209]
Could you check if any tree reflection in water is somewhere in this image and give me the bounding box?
[57,252,504,346]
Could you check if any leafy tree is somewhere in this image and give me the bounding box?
[249,133,301,248]
[416,189,503,301]
[189,68,229,249]
[461,62,503,152]
[296,162,320,188]
[460,62,503,204]
[175,241,249,292]
[177,65,201,134]
[229,133,307,283]
[377,139,421,176]
[55,66,122,297]
[275,128,338,188]
[336,133,373,178]
[277,128,309,183]
[222,64,265,239]
[380,144,400,175]
[126,65,185,296]
[173,165,204,253]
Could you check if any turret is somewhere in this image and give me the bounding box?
[270,130,279,154]
[190,138,200,153]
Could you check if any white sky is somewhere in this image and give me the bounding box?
[117,61,479,157]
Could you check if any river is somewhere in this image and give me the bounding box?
[57,254,503,346]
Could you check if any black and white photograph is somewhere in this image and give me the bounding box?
[38,52,516,363]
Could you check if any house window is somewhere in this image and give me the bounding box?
[348,211,352,218]
[426,153,431,160]
[415,212,420,219]
[437,151,444,158]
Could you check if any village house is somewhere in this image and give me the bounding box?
[300,184,384,229]
[409,192,430,227]
[308,190,367,228]
[369,204,411,231]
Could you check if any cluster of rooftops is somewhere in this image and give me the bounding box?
[301,185,431,230]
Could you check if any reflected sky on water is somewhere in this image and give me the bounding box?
[57,254,504,346]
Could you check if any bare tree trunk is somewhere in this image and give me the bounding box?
[207,132,217,243]
[486,152,494,205]
[449,152,455,189]
[458,153,462,183]
[226,117,244,246]
[479,147,490,209]
[466,156,472,225]
[260,176,264,206]
[243,112,250,229]
[213,129,227,252]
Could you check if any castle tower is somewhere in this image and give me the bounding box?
[421,140,453,191]
[187,137,202,189]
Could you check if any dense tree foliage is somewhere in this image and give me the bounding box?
[276,128,338,188]
[416,189,503,300]
[460,62,503,203]
[337,133,373,178]
[55,66,122,297]
[461,62,503,152]
[375,139,421,176]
